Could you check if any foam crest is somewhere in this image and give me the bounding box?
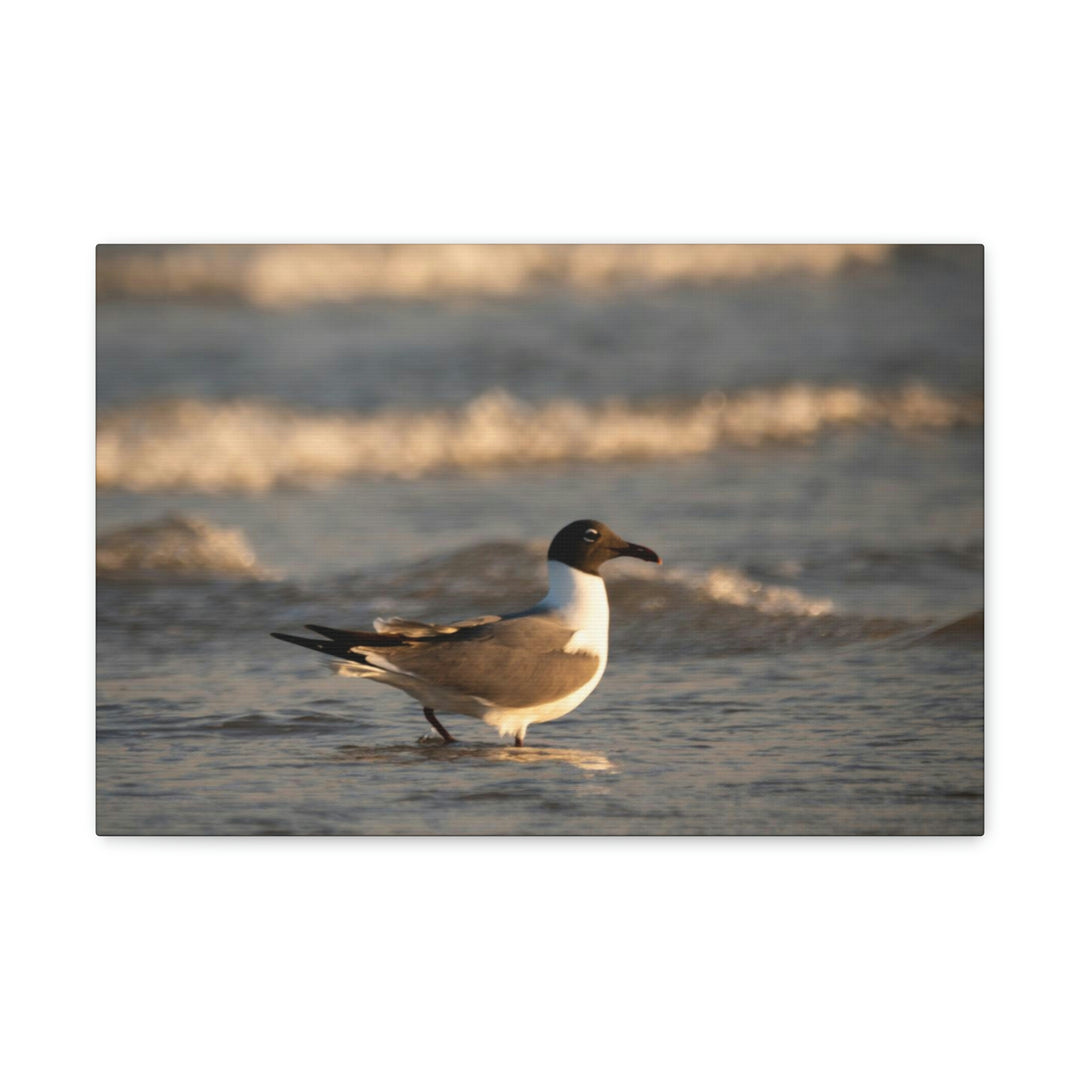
[97,244,892,306]
[604,559,833,618]
[96,514,275,579]
[97,385,983,493]
[701,567,834,616]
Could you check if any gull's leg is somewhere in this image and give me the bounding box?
[514,734,524,748]
[423,707,454,744]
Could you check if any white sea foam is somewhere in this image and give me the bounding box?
[605,558,834,617]
[97,243,892,306]
[96,384,983,493]
[700,567,833,616]
[96,514,275,578]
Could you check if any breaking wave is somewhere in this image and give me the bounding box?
[96,243,893,306]
[96,384,983,493]
[97,532,921,653]
[96,514,276,579]
[331,540,836,620]
[295,542,909,655]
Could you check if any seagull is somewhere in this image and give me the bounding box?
[271,520,661,746]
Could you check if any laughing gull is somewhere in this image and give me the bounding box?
[271,520,661,746]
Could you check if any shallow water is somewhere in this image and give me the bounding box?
[96,254,983,835]
[96,438,983,835]
[96,619,981,835]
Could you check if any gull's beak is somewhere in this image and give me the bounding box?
[612,540,662,565]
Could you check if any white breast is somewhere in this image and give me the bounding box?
[538,560,610,662]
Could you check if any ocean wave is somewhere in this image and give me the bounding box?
[339,539,833,619]
[97,532,915,653]
[96,514,276,579]
[96,384,983,493]
[311,542,907,655]
[96,244,893,306]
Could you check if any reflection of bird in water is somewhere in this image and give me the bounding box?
[336,743,617,773]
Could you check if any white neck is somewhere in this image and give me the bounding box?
[539,561,609,644]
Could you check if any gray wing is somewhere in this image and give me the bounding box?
[362,612,600,709]
[372,614,501,637]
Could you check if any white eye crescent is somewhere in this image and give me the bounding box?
[583,528,600,543]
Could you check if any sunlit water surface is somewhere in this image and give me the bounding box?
[97,270,982,834]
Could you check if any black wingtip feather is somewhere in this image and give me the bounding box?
[271,630,387,670]
[271,631,349,658]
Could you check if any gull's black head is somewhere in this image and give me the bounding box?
[547,519,662,576]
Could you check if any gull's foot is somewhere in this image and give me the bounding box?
[423,707,455,743]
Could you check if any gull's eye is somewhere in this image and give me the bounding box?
[583,528,600,543]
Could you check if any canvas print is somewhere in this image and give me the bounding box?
[96,244,984,835]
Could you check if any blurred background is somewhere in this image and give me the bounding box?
[96,244,983,835]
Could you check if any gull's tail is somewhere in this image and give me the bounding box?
[270,623,408,662]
